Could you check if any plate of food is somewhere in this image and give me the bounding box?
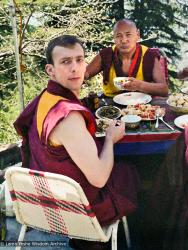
[167,93,188,113]
[121,104,165,120]
[95,119,110,137]
[113,92,152,106]
[95,105,121,119]
[174,115,188,129]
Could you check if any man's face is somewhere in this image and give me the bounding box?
[113,22,140,54]
[46,43,86,92]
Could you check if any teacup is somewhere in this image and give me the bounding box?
[113,77,130,90]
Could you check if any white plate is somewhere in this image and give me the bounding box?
[95,106,121,119]
[174,114,188,129]
[113,92,152,106]
[181,87,188,95]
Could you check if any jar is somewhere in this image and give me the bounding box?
[0,208,6,241]
[88,92,99,111]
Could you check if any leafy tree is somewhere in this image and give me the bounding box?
[0,0,112,144]
[123,0,188,89]
[1,0,188,144]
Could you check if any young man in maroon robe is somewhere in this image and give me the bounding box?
[85,19,168,97]
[14,35,139,250]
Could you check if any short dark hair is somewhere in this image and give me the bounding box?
[46,35,85,64]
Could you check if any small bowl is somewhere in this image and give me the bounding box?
[121,115,141,129]
[113,77,130,90]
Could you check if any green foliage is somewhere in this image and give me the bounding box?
[0,89,20,144]
[124,0,188,86]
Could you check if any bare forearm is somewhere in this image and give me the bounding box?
[138,81,168,97]
[85,54,102,79]
[100,136,114,168]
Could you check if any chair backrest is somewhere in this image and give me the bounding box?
[5,167,111,242]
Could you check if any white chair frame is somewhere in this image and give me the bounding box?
[5,167,131,250]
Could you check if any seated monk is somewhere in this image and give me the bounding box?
[14,35,140,250]
[85,19,168,97]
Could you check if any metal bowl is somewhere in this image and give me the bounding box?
[121,115,141,129]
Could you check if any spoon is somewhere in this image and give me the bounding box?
[155,108,161,129]
[158,116,175,131]
[155,108,174,131]
[102,98,108,105]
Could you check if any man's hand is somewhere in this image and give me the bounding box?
[106,120,125,143]
[122,77,141,91]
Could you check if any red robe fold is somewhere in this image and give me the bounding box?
[100,43,161,84]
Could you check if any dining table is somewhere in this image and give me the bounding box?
[96,95,182,156]
[93,93,188,250]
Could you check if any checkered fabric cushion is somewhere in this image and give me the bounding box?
[5,167,114,242]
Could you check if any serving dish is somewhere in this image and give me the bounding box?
[167,93,188,113]
[95,105,121,119]
[121,104,165,121]
[113,92,152,106]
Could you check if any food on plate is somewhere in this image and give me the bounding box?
[121,104,165,120]
[167,93,188,108]
[96,106,121,119]
[96,119,110,135]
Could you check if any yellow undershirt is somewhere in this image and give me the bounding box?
[103,45,148,97]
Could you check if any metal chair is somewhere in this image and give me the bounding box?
[5,167,131,250]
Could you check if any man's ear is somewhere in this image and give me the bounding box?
[45,64,54,77]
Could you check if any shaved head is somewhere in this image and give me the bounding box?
[113,19,137,34]
[113,19,140,55]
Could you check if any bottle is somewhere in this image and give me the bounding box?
[0,208,6,241]
[88,92,99,111]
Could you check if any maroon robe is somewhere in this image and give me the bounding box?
[14,80,139,226]
[100,43,161,84]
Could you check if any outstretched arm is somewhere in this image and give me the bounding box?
[85,54,102,79]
